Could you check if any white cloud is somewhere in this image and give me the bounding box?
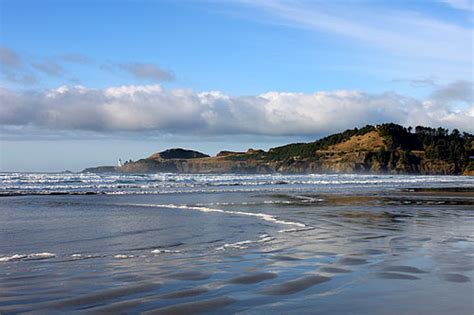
[1,84,472,138]
[234,1,472,64]
[439,0,473,11]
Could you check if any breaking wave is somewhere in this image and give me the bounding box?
[124,203,307,228]
[1,173,472,196]
[0,252,56,262]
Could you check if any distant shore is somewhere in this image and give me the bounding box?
[83,124,474,176]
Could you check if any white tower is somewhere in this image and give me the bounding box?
[118,159,122,167]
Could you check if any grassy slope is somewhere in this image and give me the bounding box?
[224,123,473,173]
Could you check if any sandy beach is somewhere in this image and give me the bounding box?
[0,173,472,314]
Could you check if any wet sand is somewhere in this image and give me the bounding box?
[0,185,473,314]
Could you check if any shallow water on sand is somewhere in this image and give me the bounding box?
[0,174,473,314]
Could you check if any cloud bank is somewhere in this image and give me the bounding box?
[1,83,473,138]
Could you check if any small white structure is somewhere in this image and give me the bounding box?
[118,159,122,167]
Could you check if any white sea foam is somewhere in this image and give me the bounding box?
[2,173,472,196]
[121,202,306,252]
[26,252,56,260]
[71,253,100,260]
[263,200,294,204]
[293,195,324,203]
[217,234,275,250]
[258,234,275,243]
[0,252,56,262]
[0,254,27,262]
[127,203,307,228]
[216,240,255,250]
[114,254,134,259]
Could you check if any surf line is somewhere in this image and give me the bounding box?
[122,203,310,232]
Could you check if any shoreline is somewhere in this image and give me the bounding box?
[1,175,473,314]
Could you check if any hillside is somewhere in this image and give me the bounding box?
[148,148,209,160]
[83,123,474,175]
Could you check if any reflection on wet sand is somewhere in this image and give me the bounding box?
[261,274,331,295]
[142,296,236,315]
[0,187,473,314]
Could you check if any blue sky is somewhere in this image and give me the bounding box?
[0,0,473,171]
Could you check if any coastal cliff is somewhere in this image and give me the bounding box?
[83,124,474,175]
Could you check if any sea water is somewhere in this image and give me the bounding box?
[0,173,473,314]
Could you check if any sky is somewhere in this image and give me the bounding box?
[0,0,473,172]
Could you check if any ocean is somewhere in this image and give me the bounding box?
[0,173,473,314]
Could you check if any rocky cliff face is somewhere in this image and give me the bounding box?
[88,150,465,175]
[82,125,473,175]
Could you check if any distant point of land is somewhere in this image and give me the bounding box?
[83,123,474,175]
